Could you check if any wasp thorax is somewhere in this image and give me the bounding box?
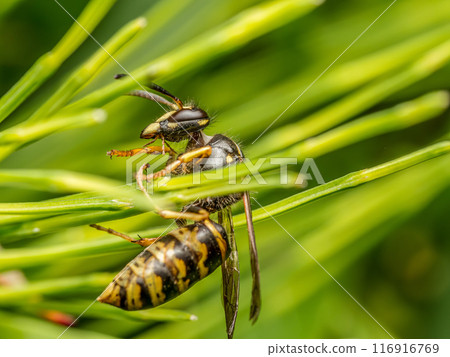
[140,107,210,142]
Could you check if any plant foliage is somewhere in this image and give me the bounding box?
[0,0,449,338]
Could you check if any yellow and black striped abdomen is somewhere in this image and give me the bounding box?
[98,220,229,310]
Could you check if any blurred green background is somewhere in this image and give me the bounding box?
[0,0,449,339]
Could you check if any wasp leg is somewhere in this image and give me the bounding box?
[175,202,203,227]
[140,146,212,181]
[158,206,210,222]
[107,145,175,158]
[89,224,158,247]
[135,161,156,205]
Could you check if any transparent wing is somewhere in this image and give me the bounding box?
[219,207,240,339]
[243,191,261,324]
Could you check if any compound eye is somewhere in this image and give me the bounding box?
[168,108,208,122]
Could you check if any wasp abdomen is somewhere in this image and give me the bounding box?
[98,220,229,310]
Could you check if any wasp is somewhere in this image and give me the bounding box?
[91,76,260,338]
[91,206,229,309]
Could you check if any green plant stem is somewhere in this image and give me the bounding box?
[21,300,196,322]
[0,172,297,238]
[0,310,114,338]
[2,286,195,321]
[1,90,443,230]
[121,0,196,56]
[0,16,146,162]
[0,238,133,272]
[250,40,450,156]
[0,273,114,303]
[235,152,450,338]
[26,17,147,124]
[0,169,122,193]
[0,226,166,271]
[282,91,450,158]
[170,173,301,203]
[0,192,130,226]
[236,141,450,225]
[123,152,450,338]
[0,198,131,214]
[150,159,289,193]
[220,23,450,136]
[0,169,166,213]
[3,143,448,267]
[66,0,323,111]
[0,0,116,123]
[0,109,106,145]
[0,91,444,234]
[130,90,450,191]
[0,209,140,242]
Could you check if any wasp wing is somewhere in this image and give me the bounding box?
[219,207,240,339]
[243,191,261,324]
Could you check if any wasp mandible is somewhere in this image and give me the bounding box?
[92,76,260,338]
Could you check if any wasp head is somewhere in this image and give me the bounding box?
[140,106,210,142]
[114,75,210,142]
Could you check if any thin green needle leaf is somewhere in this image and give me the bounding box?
[238,154,450,336]
[0,198,131,214]
[0,169,123,193]
[0,271,195,322]
[236,141,450,225]
[135,151,450,338]
[0,192,133,227]
[170,173,301,204]
[67,0,324,110]
[0,273,114,303]
[1,91,442,236]
[22,300,197,322]
[143,91,450,193]
[0,209,140,242]
[121,0,196,55]
[26,16,147,124]
[0,169,166,212]
[0,310,115,339]
[0,16,147,162]
[219,23,450,136]
[0,226,161,271]
[283,91,450,158]
[0,0,117,123]
[4,144,448,268]
[250,40,450,156]
[0,109,107,145]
